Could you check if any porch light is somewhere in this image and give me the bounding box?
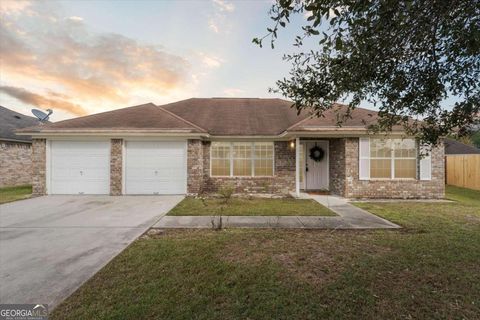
[290,140,295,149]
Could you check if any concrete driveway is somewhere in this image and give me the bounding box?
[0,195,183,309]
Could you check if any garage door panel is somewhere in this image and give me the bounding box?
[125,141,186,195]
[50,141,110,195]
[126,157,184,168]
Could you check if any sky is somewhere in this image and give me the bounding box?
[0,0,319,121]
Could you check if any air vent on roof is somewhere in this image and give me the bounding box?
[14,115,21,119]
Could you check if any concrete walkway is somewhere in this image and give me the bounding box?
[153,194,400,230]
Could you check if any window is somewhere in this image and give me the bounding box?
[393,139,417,179]
[233,143,252,176]
[210,142,274,177]
[211,142,230,176]
[369,138,417,179]
[370,139,392,178]
[254,142,274,176]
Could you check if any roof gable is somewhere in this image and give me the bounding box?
[36,103,206,133]
[162,98,310,135]
[286,104,403,131]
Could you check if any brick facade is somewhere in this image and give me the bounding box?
[343,138,445,199]
[328,138,346,195]
[32,139,46,195]
[186,140,296,195]
[0,141,32,188]
[30,137,445,199]
[323,137,445,199]
[110,139,123,195]
[186,138,444,198]
[186,140,205,194]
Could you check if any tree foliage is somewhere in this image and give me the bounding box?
[254,0,480,145]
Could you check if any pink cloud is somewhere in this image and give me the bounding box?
[0,2,191,116]
[0,86,87,116]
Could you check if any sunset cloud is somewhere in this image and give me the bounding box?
[0,86,87,116]
[200,54,224,68]
[0,0,31,15]
[68,16,84,22]
[208,0,235,34]
[0,1,191,118]
[223,88,245,97]
[212,0,235,13]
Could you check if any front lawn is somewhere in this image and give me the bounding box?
[0,185,32,204]
[51,186,480,319]
[167,197,336,216]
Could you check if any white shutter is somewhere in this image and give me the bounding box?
[419,144,432,180]
[359,137,370,180]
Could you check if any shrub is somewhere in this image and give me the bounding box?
[218,184,235,204]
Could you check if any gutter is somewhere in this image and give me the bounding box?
[16,130,210,139]
[16,129,411,140]
[0,138,32,144]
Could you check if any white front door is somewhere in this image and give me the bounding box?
[125,141,186,195]
[304,140,329,190]
[50,140,110,194]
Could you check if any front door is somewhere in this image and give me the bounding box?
[304,140,329,190]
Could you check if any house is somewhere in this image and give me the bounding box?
[445,138,480,155]
[0,106,41,188]
[18,98,445,198]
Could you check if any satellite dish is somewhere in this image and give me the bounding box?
[31,109,53,122]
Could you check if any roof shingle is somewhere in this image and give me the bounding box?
[36,103,206,133]
[445,138,480,155]
[162,98,309,135]
[21,98,389,136]
[0,106,41,142]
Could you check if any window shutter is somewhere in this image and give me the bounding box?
[419,144,432,180]
[359,137,370,180]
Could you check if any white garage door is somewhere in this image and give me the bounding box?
[125,141,186,195]
[50,141,110,194]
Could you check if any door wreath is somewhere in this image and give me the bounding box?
[309,145,325,162]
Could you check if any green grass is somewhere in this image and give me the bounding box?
[51,186,480,319]
[0,185,32,204]
[167,197,337,216]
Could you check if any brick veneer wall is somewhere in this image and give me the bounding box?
[188,141,296,195]
[32,139,46,195]
[110,139,123,195]
[187,139,204,194]
[328,138,346,196]
[0,141,32,188]
[343,137,445,199]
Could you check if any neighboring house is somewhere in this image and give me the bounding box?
[18,98,445,198]
[445,138,480,155]
[0,106,42,188]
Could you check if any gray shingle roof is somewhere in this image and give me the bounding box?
[39,103,206,133]
[18,98,390,136]
[445,138,480,155]
[0,106,41,143]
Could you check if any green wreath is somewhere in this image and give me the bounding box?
[309,146,325,162]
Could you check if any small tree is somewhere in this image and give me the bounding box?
[254,0,480,145]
